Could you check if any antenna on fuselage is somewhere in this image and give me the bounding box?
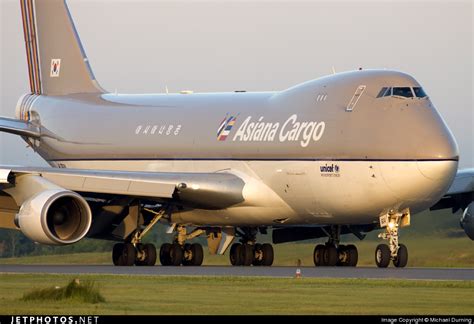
[332,66,336,75]
[165,86,169,94]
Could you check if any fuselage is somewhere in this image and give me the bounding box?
[16,69,459,226]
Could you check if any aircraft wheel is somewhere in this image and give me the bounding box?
[169,243,183,266]
[336,245,347,266]
[230,243,242,266]
[112,243,124,266]
[159,243,172,266]
[114,243,135,266]
[313,244,326,266]
[393,244,408,268]
[324,245,338,266]
[375,244,391,268]
[182,243,193,266]
[136,243,157,266]
[261,243,274,266]
[346,244,358,267]
[191,243,204,266]
[252,243,263,266]
[241,244,254,266]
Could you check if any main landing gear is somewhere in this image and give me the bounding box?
[112,207,165,266]
[313,226,358,267]
[229,227,274,266]
[159,225,205,266]
[113,242,157,266]
[375,210,410,268]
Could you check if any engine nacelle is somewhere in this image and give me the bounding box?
[15,189,92,245]
[460,202,474,240]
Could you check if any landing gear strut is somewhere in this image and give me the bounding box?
[229,227,274,266]
[313,225,358,267]
[112,207,165,266]
[375,209,410,268]
[159,225,205,266]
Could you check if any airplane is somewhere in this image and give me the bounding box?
[0,0,472,268]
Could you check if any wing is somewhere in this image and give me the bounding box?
[0,165,245,244]
[431,168,474,213]
[0,166,245,209]
[0,117,41,138]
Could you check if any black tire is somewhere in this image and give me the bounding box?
[324,245,338,266]
[143,243,157,266]
[182,243,192,266]
[252,243,263,266]
[159,243,172,266]
[135,243,145,266]
[393,244,408,268]
[241,244,254,266]
[230,243,242,266]
[313,244,326,266]
[191,243,204,266]
[346,244,358,267]
[336,245,347,266]
[169,243,184,266]
[375,244,391,268]
[112,243,124,266]
[261,243,274,266]
[120,243,136,266]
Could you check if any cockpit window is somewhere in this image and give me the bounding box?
[376,87,388,98]
[413,87,427,98]
[392,87,413,98]
[377,87,391,98]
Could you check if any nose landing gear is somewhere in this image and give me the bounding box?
[375,209,410,268]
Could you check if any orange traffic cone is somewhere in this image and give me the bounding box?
[295,259,302,278]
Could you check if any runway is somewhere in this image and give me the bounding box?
[1,265,474,280]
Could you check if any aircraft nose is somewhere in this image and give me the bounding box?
[417,126,459,162]
[416,124,458,181]
[417,159,457,182]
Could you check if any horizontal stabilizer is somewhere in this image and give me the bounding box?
[0,117,40,138]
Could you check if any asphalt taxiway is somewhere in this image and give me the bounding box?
[1,265,473,280]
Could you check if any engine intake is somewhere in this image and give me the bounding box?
[460,202,474,240]
[15,189,92,245]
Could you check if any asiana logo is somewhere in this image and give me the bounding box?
[217,114,238,141]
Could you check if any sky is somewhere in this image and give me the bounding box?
[0,0,473,168]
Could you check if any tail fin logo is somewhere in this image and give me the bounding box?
[217,114,238,141]
[50,59,61,77]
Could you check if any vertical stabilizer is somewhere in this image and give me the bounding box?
[20,0,104,95]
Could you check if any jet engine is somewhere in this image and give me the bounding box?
[15,189,92,245]
[460,202,474,240]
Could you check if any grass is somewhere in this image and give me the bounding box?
[0,274,473,315]
[22,278,105,304]
[1,236,473,268]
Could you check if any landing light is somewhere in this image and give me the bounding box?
[388,222,396,230]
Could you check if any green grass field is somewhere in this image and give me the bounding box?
[1,236,473,267]
[0,211,472,315]
[0,274,473,315]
